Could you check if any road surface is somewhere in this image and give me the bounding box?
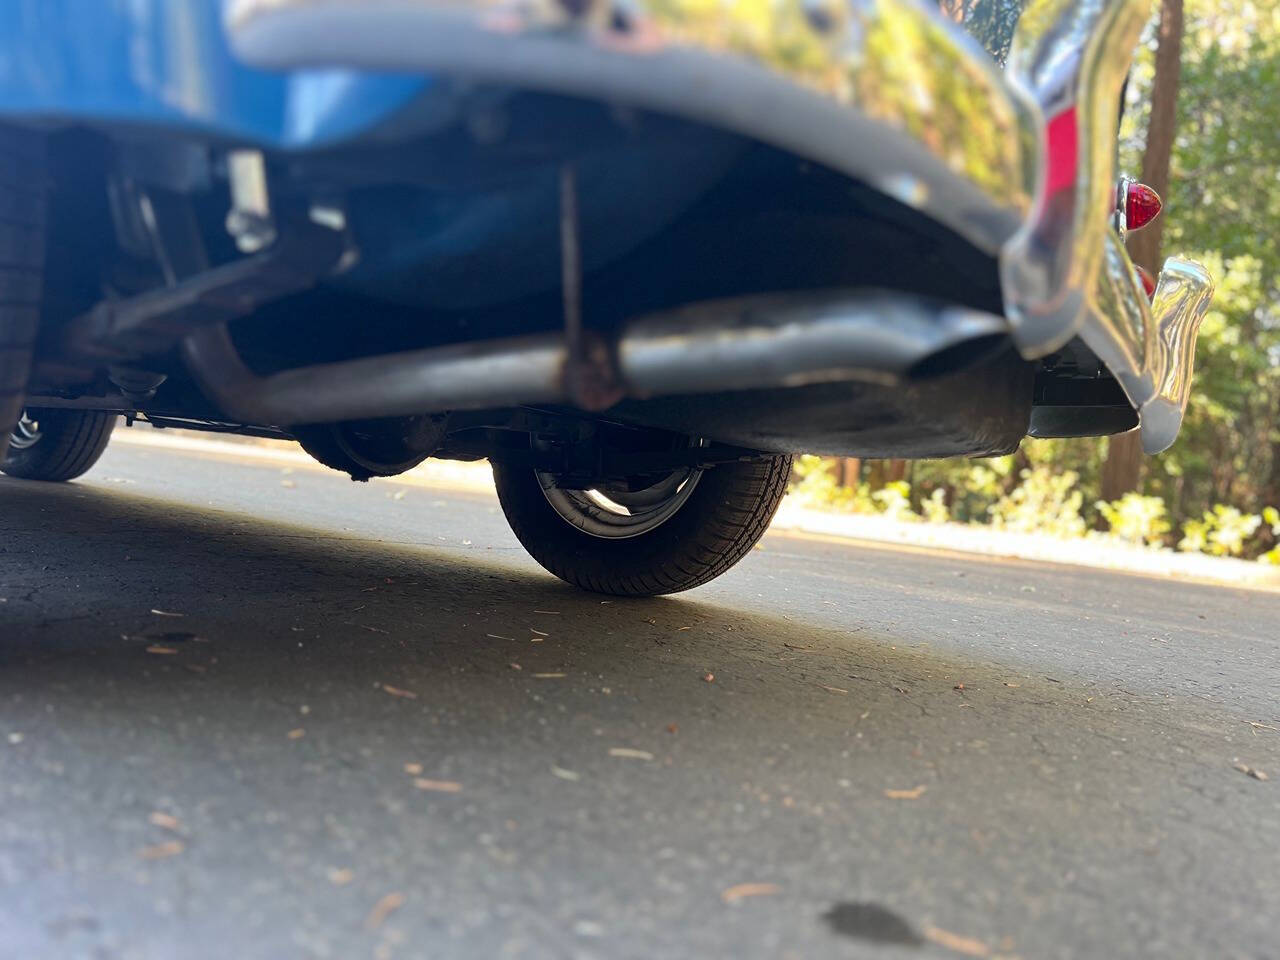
[1,437,1277,960]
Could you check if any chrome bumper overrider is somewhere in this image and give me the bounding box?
[223,0,1213,453]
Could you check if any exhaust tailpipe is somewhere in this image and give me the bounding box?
[181,291,1008,427]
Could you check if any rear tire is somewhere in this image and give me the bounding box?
[2,409,115,482]
[493,454,791,596]
[0,127,46,456]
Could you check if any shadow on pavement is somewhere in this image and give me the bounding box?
[0,476,1276,960]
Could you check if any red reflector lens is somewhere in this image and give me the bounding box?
[1125,182,1162,231]
[1135,265,1157,299]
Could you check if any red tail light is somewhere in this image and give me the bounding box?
[1123,182,1162,232]
[1135,265,1157,299]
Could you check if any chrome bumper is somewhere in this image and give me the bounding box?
[223,0,1213,452]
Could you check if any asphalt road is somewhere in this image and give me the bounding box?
[1,437,1278,960]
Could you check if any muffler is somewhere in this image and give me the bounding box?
[181,291,1008,427]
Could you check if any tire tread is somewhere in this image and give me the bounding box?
[2,409,116,481]
[494,454,792,597]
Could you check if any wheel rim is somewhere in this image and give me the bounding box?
[8,411,41,450]
[536,440,704,540]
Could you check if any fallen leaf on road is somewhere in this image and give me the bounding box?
[923,925,990,957]
[380,684,417,699]
[145,645,178,655]
[884,785,927,800]
[361,625,388,634]
[287,728,305,740]
[150,609,184,618]
[1233,762,1269,781]
[666,723,678,734]
[1003,682,1020,688]
[413,778,462,793]
[533,610,561,615]
[530,628,549,637]
[551,766,581,781]
[953,684,965,691]
[328,867,353,886]
[139,840,184,860]
[365,892,404,930]
[533,672,566,678]
[1244,721,1279,734]
[677,626,692,632]
[487,634,515,641]
[509,662,523,671]
[148,812,182,832]
[404,762,423,775]
[702,673,715,683]
[608,748,653,761]
[721,883,780,903]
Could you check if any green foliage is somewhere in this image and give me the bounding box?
[1123,0,1280,525]
[921,488,951,524]
[1178,504,1262,556]
[987,468,1087,538]
[791,0,1280,560]
[789,455,877,513]
[871,481,917,521]
[1097,494,1171,546]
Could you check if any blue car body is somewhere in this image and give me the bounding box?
[0,0,1214,459]
[0,0,426,149]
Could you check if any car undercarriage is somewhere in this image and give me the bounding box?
[0,0,1215,594]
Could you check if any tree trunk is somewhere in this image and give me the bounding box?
[1100,0,1184,501]
[1126,0,1183,277]
[835,458,861,488]
[1100,431,1145,502]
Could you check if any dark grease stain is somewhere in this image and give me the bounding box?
[822,902,924,946]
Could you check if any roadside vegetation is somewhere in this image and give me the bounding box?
[798,0,1280,562]
[788,455,1280,561]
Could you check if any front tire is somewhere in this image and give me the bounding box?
[2,409,115,482]
[493,454,791,596]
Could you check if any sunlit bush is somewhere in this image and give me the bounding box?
[1178,505,1262,556]
[790,454,1280,564]
[1096,494,1171,546]
[987,467,1086,538]
[788,455,878,513]
[871,481,917,522]
[921,487,951,524]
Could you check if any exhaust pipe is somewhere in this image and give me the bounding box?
[181,291,1008,427]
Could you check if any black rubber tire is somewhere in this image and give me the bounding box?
[2,409,115,482]
[493,455,792,596]
[0,127,46,454]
